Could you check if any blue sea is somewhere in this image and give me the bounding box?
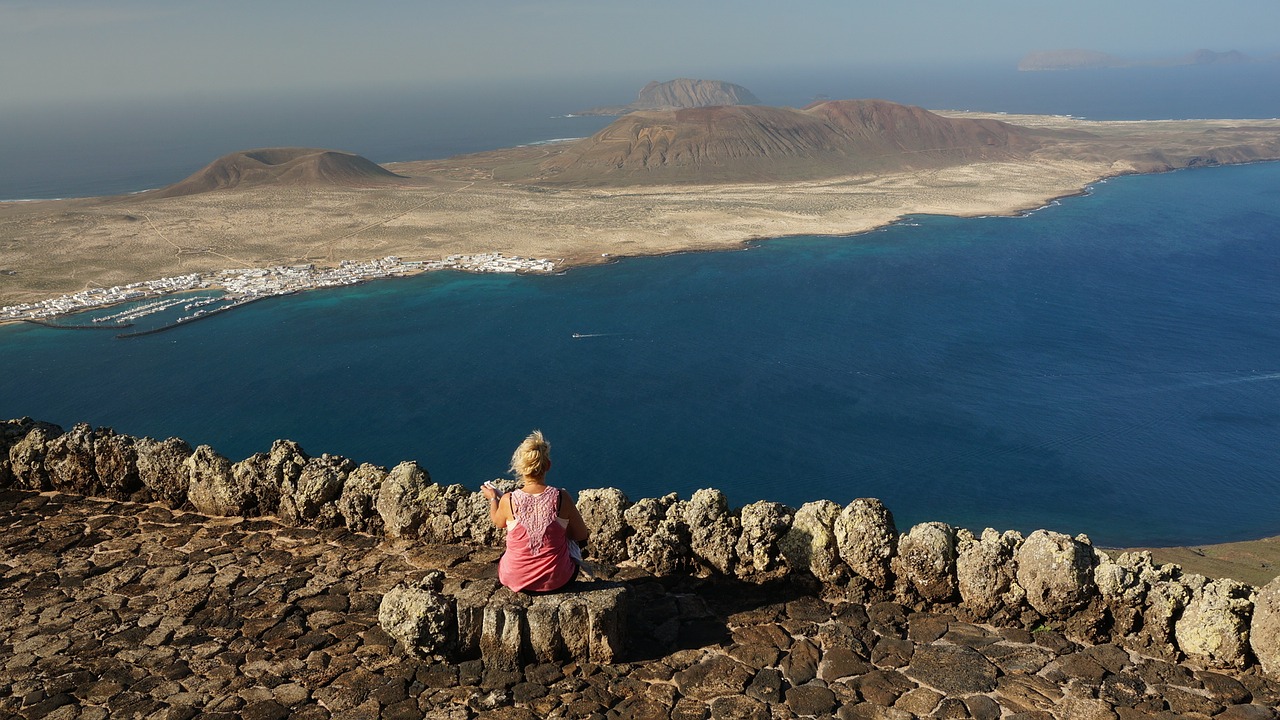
[2,64,1278,546]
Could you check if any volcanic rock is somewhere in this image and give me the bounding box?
[378,572,455,658]
[185,444,244,516]
[781,499,845,583]
[280,453,354,527]
[540,99,1043,185]
[687,488,739,575]
[895,522,958,604]
[43,423,99,495]
[835,498,897,587]
[957,528,1023,619]
[337,462,387,534]
[153,147,404,198]
[577,487,632,563]
[1175,577,1255,668]
[1016,530,1097,617]
[735,500,793,577]
[376,460,432,538]
[1251,576,1280,675]
[133,435,193,507]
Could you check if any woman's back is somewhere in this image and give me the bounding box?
[498,486,576,593]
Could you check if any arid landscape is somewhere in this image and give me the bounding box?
[2,102,1279,310]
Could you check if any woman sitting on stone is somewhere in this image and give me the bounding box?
[482,431,590,593]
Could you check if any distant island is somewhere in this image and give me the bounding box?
[3,98,1280,319]
[1018,48,1257,71]
[573,78,760,116]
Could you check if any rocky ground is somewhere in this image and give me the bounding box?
[2,489,1278,720]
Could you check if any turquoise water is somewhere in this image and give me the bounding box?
[3,162,1278,546]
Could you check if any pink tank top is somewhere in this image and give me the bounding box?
[497,487,575,593]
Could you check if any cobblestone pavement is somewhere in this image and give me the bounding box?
[2,490,1278,720]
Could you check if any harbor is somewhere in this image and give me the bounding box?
[1,253,558,335]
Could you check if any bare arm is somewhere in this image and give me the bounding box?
[482,485,512,529]
[560,492,590,543]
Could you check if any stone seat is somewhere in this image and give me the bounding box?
[380,572,629,669]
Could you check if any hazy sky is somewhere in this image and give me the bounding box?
[4,0,1279,107]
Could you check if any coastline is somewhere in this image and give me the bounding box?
[0,164,1148,327]
[3,112,1280,313]
[0,160,1247,330]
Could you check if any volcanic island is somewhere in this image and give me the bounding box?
[3,95,1280,319]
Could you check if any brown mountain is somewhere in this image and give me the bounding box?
[575,78,761,116]
[153,148,405,198]
[538,99,1048,185]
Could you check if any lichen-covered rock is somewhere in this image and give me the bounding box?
[1175,577,1254,669]
[134,436,193,507]
[336,463,387,534]
[280,453,354,527]
[230,439,309,517]
[91,429,140,500]
[7,423,61,491]
[0,419,34,486]
[230,455,269,515]
[781,500,845,583]
[625,494,689,575]
[1094,550,1149,636]
[376,460,432,538]
[1250,575,1280,676]
[1095,551,1146,605]
[895,522,958,604]
[834,498,897,588]
[185,444,245,516]
[736,500,793,577]
[1,419,60,488]
[687,488,739,575]
[577,487,632,563]
[417,483,473,545]
[378,571,455,658]
[43,422,99,494]
[1015,529,1097,618]
[1142,577,1193,660]
[957,528,1023,618]
[624,493,678,533]
[453,482,506,546]
[629,522,688,575]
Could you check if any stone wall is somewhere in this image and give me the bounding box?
[3,417,1277,675]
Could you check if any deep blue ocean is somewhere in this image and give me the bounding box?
[2,64,1278,546]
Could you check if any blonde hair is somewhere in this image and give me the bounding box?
[510,430,551,479]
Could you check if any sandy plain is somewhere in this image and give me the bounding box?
[2,112,1279,310]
